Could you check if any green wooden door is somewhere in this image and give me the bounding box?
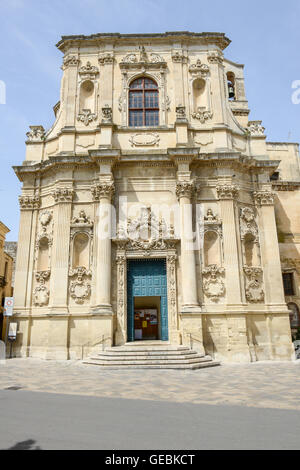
[127,259,168,342]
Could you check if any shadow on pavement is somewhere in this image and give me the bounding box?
[4,439,41,450]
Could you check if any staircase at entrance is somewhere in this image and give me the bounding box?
[84,342,220,370]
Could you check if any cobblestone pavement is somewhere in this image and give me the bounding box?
[0,359,299,410]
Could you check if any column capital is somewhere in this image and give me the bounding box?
[52,187,74,203]
[91,182,115,201]
[168,147,199,165]
[176,181,195,200]
[253,190,275,206]
[89,148,120,167]
[216,184,239,200]
[19,195,41,210]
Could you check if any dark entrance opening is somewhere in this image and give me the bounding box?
[134,296,160,341]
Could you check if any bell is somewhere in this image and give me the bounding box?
[228,85,235,99]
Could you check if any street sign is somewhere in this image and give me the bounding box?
[4,297,14,317]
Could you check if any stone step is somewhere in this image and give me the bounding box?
[83,345,220,370]
[104,346,190,353]
[90,353,206,361]
[84,356,214,366]
[95,350,202,358]
[84,361,221,370]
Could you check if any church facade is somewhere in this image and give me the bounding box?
[12,32,300,362]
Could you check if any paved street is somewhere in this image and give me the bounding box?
[0,359,299,449]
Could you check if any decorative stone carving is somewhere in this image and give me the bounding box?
[34,271,50,307]
[202,265,226,302]
[72,210,93,226]
[114,207,179,255]
[172,51,187,63]
[39,210,52,230]
[189,59,209,78]
[77,109,97,126]
[216,185,239,200]
[207,51,223,64]
[91,182,115,201]
[247,121,265,136]
[116,253,126,336]
[193,133,213,146]
[192,108,213,123]
[19,195,40,210]
[101,105,112,123]
[26,126,45,142]
[176,105,187,120]
[129,133,160,147]
[244,267,265,303]
[167,253,178,329]
[69,267,92,304]
[63,55,80,69]
[78,62,99,80]
[281,257,300,274]
[253,191,275,206]
[120,48,167,68]
[204,209,218,222]
[52,188,74,203]
[240,207,258,241]
[176,181,195,200]
[98,53,114,65]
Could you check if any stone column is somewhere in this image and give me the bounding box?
[91,181,115,314]
[217,184,243,306]
[176,181,200,311]
[217,184,251,363]
[14,195,40,312]
[49,187,74,312]
[254,190,286,306]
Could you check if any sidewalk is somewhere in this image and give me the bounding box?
[0,358,299,410]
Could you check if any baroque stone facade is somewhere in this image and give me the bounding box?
[12,31,299,362]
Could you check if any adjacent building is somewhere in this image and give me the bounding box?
[12,32,300,362]
[0,222,14,340]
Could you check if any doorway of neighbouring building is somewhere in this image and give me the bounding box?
[127,259,168,342]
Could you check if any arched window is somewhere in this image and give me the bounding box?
[129,77,159,127]
[227,72,236,100]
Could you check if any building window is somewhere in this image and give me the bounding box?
[129,77,159,127]
[227,72,235,100]
[283,272,295,296]
[288,303,300,329]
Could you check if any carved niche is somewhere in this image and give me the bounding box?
[189,59,213,123]
[239,207,264,303]
[119,47,169,126]
[33,209,53,306]
[69,210,94,305]
[77,61,99,126]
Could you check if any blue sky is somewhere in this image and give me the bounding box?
[0,0,299,240]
